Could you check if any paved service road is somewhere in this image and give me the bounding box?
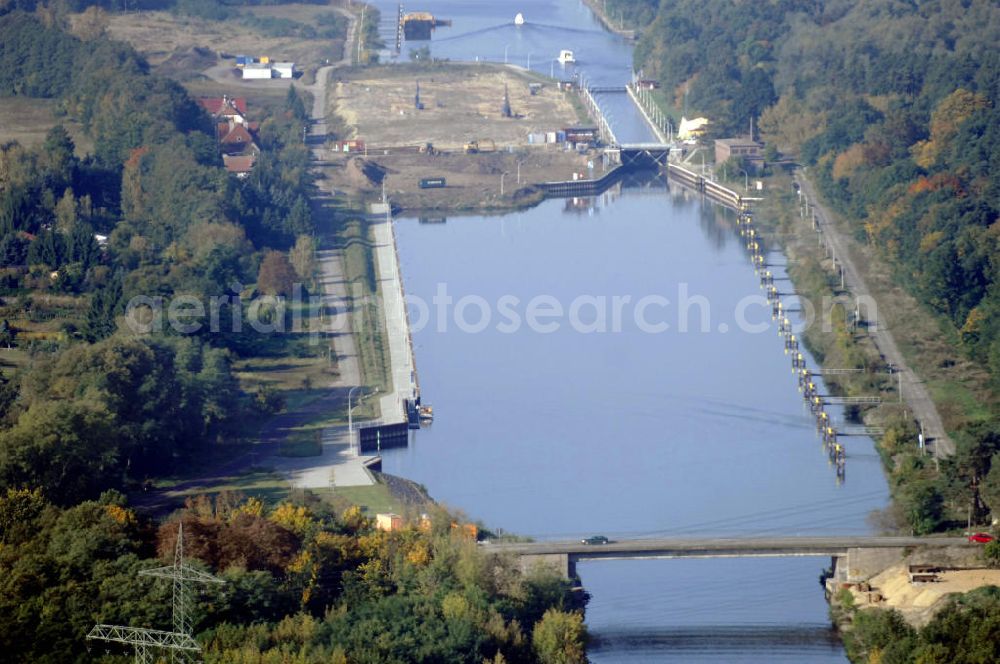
[795,172,954,457]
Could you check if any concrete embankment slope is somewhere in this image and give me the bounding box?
[370,206,417,425]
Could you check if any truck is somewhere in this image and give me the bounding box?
[418,177,447,189]
[463,139,496,154]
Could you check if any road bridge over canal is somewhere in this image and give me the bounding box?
[483,536,971,582]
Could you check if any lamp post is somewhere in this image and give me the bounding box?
[349,387,379,454]
[500,172,509,196]
[516,161,523,185]
[739,168,749,192]
[347,385,362,450]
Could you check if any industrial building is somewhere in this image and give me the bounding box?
[241,63,273,80]
[715,137,766,171]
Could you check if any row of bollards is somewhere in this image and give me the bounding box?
[737,206,846,482]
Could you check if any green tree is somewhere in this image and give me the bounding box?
[41,124,76,185]
[843,607,916,664]
[903,483,945,535]
[83,272,123,341]
[981,454,1000,519]
[289,234,316,284]
[0,400,120,504]
[285,84,308,123]
[532,609,586,664]
[982,540,1000,568]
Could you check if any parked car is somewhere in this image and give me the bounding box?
[968,533,994,543]
[581,535,610,545]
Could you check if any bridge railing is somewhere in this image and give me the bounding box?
[579,87,618,146]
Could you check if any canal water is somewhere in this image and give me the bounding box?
[367,1,889,660]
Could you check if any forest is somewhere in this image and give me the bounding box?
[0,5,587,662]
[1,489,585,663]
[0,9,317,502]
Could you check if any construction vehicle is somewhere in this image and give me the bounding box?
[463,139,496,154]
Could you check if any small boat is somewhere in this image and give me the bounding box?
[558,49,576,65]
[419,405,434,421]
[514,12,525,26]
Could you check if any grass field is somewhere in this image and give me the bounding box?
[279,430,323,457]
[103,6,346,76]
[0,98,93,153]
[325,482,405,515]
[163,468,293,508]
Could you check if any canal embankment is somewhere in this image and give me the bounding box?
[369,204,418,427]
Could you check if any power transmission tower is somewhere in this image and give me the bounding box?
[87,523,225,663]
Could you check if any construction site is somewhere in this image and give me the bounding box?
[320,63,599,210]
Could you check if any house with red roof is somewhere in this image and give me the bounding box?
[220,124,260,156]
[197,96,248,123]
[223,154,257,179]
[199,95,261,175]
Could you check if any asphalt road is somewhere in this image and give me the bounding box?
[795,171,954,457]
[484,535,972,557]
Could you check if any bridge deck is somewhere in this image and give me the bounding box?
[484,536,968,560]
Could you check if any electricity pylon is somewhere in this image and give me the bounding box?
[87,523,224,663]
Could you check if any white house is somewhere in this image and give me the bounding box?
[272,62,296,79]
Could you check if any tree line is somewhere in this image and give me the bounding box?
[0,489,588,663]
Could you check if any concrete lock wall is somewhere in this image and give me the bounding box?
[519,553,574,580]
[846,547,907,583]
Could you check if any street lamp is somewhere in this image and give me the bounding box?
[516,161,523,185]
[348,387,379,455]
[500,172,509,196]
[347,385,362,440]
[739,168,749,192]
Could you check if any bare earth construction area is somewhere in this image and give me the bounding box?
[322,64,598,210]
[332,64,578,149]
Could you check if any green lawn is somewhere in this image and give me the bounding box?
[325,482,405,515]
[167,469,293,508]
